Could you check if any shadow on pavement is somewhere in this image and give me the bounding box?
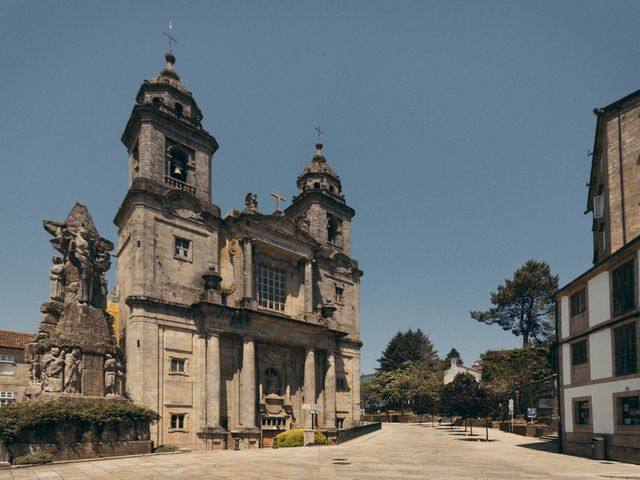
[516,441,559,453]
[456,438,498,442]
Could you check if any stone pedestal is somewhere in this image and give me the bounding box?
[81,353,105,396]
[303,429,316,446]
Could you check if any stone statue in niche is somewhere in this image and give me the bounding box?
[243,192,259,213]
[63,348,82,394]
[49,257,65,301]
[104,354,117,396]
[264,368,281,396]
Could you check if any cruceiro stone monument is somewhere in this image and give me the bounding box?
[25,203,125,400]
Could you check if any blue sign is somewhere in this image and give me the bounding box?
[527,408,537,419]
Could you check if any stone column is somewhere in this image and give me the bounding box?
[197,334,208,428]
[324,351,336,429]
[206,331,221,428]
[240,337,256,428]
[242,238,253,302]
[304,347,316,429]
[304,259,313,314]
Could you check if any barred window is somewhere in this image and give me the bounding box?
[570,289,586,317]
[0,392,15,406]
[571,341,588,366]
[614,322,638,376]
[256,264,286,312]
[612,261,635,316]
[575,400,590,425]
[621,396,640,425]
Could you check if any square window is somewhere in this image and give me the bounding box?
[571,341,588,366]
[0,392,15,406]
[621,396,640,425]
[575,400,590,425]
[170,413,185,430]
[612,261,635,316]
[335,286,344,303]
[174,237,191,260]
[614,322,637,376]
[570,289,586,317]
[256,264,286,312]
[170,358,186,374]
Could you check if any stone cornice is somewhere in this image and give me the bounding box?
[113,178,221,228]
[121,104,218,153]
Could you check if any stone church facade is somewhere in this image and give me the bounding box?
[114,53,363,448]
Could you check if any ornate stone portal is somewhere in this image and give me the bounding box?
[25,203,125,399]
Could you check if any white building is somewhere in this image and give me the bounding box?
[443,358,481,385]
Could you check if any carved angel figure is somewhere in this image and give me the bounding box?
[104,354,117,396]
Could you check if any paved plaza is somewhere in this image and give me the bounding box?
[3,423,640,479]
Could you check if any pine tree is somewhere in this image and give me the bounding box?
[470,260,558,347]
[376,328,439,372]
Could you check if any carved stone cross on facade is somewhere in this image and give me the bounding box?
[270,191,287,212]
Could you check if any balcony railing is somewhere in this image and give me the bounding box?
[326,241,343,252]
[165,175,196,195]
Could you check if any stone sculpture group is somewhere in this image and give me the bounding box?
[25,203,125,399]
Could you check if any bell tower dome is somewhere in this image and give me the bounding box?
[285,142,355,256]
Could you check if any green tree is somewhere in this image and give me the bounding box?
[362,361,442,413]
[445,348,462,365]
[377,329,439,372]
[480,344,554,397]
[470,260,558,346]
[440,373,495,435]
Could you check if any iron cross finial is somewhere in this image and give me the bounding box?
[314,126,324,142]
[270,191,287,212]
[163,21,178,53]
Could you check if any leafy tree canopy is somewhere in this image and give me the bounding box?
[480,343,554,397]
[470,259,558,346]
[362,361,443,413]
[377,328,439,372]
[440,373,495,420]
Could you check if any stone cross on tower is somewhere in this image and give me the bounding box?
[270,191,287,212]
[163,21,178,53]
[314,126,323,142]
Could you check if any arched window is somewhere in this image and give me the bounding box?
[174,102,183,118]
[314,182,321,189]
[168,145,188,183]
[327,216,341,245]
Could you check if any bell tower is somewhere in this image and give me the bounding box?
[285,142,355,256]
[114,52,221,420]
[121,52,218,204]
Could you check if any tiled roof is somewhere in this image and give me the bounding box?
[0,329,32,349]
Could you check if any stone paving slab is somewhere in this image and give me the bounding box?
[3,424,640,479]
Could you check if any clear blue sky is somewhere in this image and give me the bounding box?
[1,1,639,374]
